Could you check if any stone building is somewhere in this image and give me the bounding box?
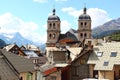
[46,7,92,47]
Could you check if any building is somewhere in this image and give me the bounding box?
[46,7,91,47]
[45,6,92,80]
[3,44,26,56]
[0,49,35,80]
[88,42,120,80]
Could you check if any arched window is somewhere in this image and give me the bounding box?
[84,33,87,38]
[80,33,83,38]
[81,22,83,26]
[49,34,52,39]
[53,23,55,29]
[49,23,52,29]
[84,22,87,26]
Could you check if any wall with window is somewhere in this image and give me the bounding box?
[20,72,35,80]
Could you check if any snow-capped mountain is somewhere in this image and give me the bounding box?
[0,32,46,50]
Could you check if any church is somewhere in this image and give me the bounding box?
[46,7,92,47]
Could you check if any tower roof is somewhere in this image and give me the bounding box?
[79,7,91,20]
[48,8,60,21]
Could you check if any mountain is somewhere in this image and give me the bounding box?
[92,18,120,38]
[0,32,45,50]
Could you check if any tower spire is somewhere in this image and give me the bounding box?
[53,5,56,15]
[83,3,87,14]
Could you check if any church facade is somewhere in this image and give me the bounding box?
[46,7,92,47]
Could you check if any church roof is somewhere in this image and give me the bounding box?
[79,7,91,20]
[58,29,78,42]
[48,9,60,21]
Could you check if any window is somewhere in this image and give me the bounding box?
[49,23,52,29]
[84,22,87,26]
[103,61,109,66]
[81,22,83,26]
[49,34,52,39]
[80,33,83,38]
[110,52,117,57]
[84,33,87,38]
[53,23,55,29]
[97,52,103,57]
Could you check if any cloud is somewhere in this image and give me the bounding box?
[0,12,45,43]
[62,7,111,28]
[33,0,48,3]
[61,20,71,33]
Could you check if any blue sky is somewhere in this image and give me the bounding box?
[0,0,120,43]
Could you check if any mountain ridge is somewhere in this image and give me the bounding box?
[0,32,45,50]
[92,17,120,38]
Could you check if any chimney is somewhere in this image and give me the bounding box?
[88,41,91,47]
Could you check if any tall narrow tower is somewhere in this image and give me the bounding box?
[78,7,91,41]
[46,8,61,47]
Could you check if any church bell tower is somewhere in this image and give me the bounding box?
[78,7,92,41]
[46,8,61,47]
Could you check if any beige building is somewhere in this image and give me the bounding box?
[0,49,35,80]
[88,42,120,80]
[46,7,92,47]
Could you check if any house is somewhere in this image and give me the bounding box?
[40,62,61,80]
[88,42,120,80]
[21,44,41,56]
[0,49,36,80]
[3,44,26,56]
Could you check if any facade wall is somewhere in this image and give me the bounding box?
[20,72,36,80]
[114,65,120,79]
[47,20,60,47]
[99,71,114,80]
[78,20,91,41]
[89,64,94,78]
[71,54,90,80]
[89,64,114,80]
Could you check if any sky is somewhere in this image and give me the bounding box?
[0,0,120,44]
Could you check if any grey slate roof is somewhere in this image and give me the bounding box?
[88,42,120,70]
[1,49,35,73]
[58,29,78,41]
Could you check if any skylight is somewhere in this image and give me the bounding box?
[97,52,103,57]
[110,52,117,57]
[103,61,109,66]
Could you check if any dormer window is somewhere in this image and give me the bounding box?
[110,52,117,57]
[97,52,103,57]
[103,61,109,66]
